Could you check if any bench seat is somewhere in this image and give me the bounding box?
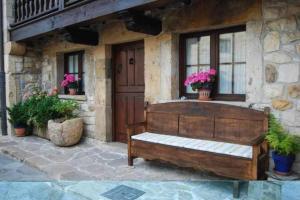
[132,132,252,159]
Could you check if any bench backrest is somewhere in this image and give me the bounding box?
[146,102,268,144]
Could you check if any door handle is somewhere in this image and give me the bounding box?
[129,58,135,65]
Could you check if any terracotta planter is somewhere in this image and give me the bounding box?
[14,127,26,137]
[69,88,77,95]
[198,89,211,101]
[48,118,83,147]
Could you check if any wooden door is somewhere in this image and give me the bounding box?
[114,41,145,143]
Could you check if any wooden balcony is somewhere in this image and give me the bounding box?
[12,0,87,26]
[10,0,171,42]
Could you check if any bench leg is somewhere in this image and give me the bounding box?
[233,181,240,199]
[128,156,133,166]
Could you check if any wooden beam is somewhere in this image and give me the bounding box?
[118,10,162,35]
[179,0,191,5]
[10,0,161,41]
[64,28,99,46]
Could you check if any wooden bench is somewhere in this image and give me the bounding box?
[127,102,269,180]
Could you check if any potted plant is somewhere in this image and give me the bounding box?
[7,102,28,137]
[184,69,217,100]
[48,99,82,147]
[24,92,60,139]
[61,74,78,95]
[266,114,300,175]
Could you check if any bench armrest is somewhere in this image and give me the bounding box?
[248,135,266,146]
[126,122,146,137]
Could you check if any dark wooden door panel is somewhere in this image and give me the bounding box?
[115,93,145,142]
[114,41,145,143]
[116,50,128,86]
[135,46,145,86]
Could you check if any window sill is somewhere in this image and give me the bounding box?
[58,94,87,101]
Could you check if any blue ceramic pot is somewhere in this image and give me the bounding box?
[272,151,295,175]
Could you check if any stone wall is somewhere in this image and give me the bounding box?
[260,0,300,171]
[261,0,300,135]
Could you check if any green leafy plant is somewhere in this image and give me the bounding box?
[7,102,28,127]
[24,92,79,128]
[266,114,300,156]
[52,99,79,120]
[25,94,58,128]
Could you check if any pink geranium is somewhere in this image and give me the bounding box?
[209,69,217,76]
[61,74,78,88]
[184,69,217,91]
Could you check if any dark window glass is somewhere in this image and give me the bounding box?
[64,51,85,94]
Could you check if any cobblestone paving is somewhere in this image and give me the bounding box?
[0,136,222,181]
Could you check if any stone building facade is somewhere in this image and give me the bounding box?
[2,0,300,171]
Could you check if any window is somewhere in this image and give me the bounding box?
[180,26,246,101]
[64,51,85,94]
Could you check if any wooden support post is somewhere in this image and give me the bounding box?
[252,145,260,180]
[127,126,133,166]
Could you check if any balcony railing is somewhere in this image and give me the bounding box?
[13,0,86,26]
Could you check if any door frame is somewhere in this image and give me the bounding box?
[111,40,145,142]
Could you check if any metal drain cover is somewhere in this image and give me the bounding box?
[101,185,145,200]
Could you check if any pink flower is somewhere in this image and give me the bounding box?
[209,69,217,76]
[66,74,75,82]
[61,74,77,88]
[184,68,217,87]
[61,80,68,87]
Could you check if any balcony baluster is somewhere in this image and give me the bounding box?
[13,0,86,26]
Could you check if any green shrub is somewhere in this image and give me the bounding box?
[52,99,79,120]
[25,94,58,128]
[24,92,79,128]
[7,102,28,127]
[7,88,79,129]
[266,114,300,156]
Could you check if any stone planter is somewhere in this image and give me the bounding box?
[33,127,49,139]
[48,118,83,147]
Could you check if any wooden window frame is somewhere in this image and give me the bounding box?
[179,25,246,101]
[64,51,85,95]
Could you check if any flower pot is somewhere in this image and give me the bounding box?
[48,118,83,147]
[198,89,211,101]
[272,151,295,175]
[15,128,26,137]
[69,88,77,95]
[14,124,26,137]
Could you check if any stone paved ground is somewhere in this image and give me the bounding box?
[0,153,48,181]
[0,135,222,181]
[0,181,250,200]
[1,136,299,200]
